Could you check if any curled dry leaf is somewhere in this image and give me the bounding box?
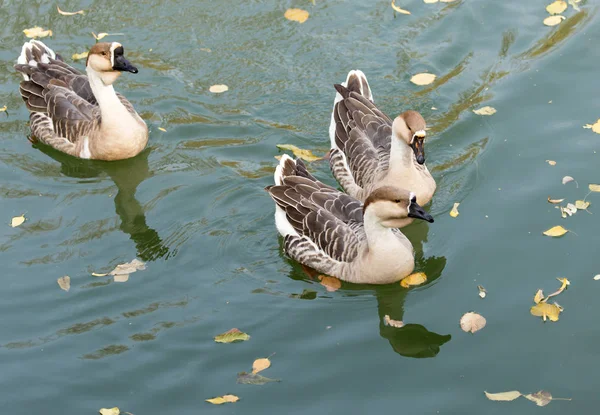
[384,315,405,328]
[110,259,145,276]
[252,358,271,374]
[400,272,427,288]
[410,73,436,86]
[209,84,228,94]
[284,8,310,23]
[57,6,85,15]
[72,52,88,60]
[484,390,522,402]
[524,390,553,407]
[391,0,411,14]
[542,225,568,237]
[530,302,561,321]
[546,0,567,14]
[547,197,564,204]
[575,200,590,210]
[544,15,566,26]
[557,277,570,291]
[589,184,600,192]
[562,176,575,185]
[449,202,460,218]
[99,408,120,415]
[57,276,71,292]
[478,285,487,299]
[92,272,108,277]
[11,215,25,227]
[237,371,280,385]
[23,27,53,38]
[206,395,239,405]
[546,160,557,166]
[319,275,342,292]
[158,127,167,132]
[460,312,486,333]
[276,144,321,162]
[473,106,497,116]
[214,328,250,343]
[533,289,545,304]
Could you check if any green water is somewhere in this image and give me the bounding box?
[1,0,599,413]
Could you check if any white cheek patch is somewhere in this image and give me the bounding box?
[109,42,122,67]
[411,130,426,144]
[407,191,416,214]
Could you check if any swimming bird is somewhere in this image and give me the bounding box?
[266,154,434,284]
[15,40,148,160]
[328,70,436,227]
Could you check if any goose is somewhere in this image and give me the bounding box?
[266,154,434,285]
[15,40,148,161]
[328,70,436,227]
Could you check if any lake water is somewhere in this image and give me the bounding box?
[0,0,598,413]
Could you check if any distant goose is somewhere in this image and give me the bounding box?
[266,154,434,285]
[328,70,436,227]
[15,40,148,161]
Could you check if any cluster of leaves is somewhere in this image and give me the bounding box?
[543,0,580,26]
[484,390,570,407]
[530,278,570,322]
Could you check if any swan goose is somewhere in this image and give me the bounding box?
[328,70,436,227]
[15,40,148,161]
[266,154,434,285]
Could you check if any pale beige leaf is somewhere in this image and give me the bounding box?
[478,285,486,299]
[542,225,568,237]
[11,215,25,227]
[57,6,85,15]
[583,124,593,129]
[543,15,565,26]
[594,274,600,281]
[91,32,123,41]
[546,160,556,166]
[562,176,574,185]
[57,276,70,292]
[410,73,436,86]
[252,358,271,374]
[91,272,108,277]
[589,184,600,192]
[209,84,229,94]
[473,106,497,116]
[0,106,6,112]
[23,27,53,38]
[533,289,544,304]
[99,408,120,415]
[557,277,570,291]
[158,127,167,132]
[460,312,486,333]
[484,390,522,402]
[319,275,342,292]
[424,0,439,2]
[546,0,567,14]
[530,302,561,321]
[565,203,577,215]
[276,144,321,162]
[206,395,239,405]
[72,52,88,60]
[568,0,581,11]
[449,202,460,218]
[391,0,411,14]
[591,119,600,134]
[284,8,309,23]
[440,0,457,2]
[384,315,405,328]
[575,200,590,210]
[547,197,564,204]
[400,272,427,288]
[524,390,553,407]
[114,274,129,283]
[110,259,145,276]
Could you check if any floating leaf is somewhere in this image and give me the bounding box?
[158,127,167,132]
[209,84,228,93]
[424,0,439,3]
[546,0,567,14]
[557,277,570,291]
[252,358,271,374]
[542,226,568,237]
[72,52,88,60]
[410,73,436,86]
[575,200,590,210]
[548,197,564,204]
[568,0,581,11]
[484,390,522,402]
[92,272,108,277]
[99,408,120,415]
[23,27,53,38]
[460,312,486,333]
[206,395,239,405]
[113,274,129,283]
[587,119,600,134]
[530,302,561,321]
[11,215,25,227]
[391,0,411,14]
[214,328,250,343]
[594,275,600,281]
[57,6,84,15]
[544,15,566,26]
[92,32,123,41]
[276,144,321,162]
[384,315,405,328]
[533,289,545,304]
[546,160,557,166]
[524,391,553,407]
[562,176,575,185]
[449,202,460,218]
[565,203,577,216]
[237,371,280,385]
[284,8,309,23]
[110,259,145,276]
[57,276,70,292]
[400,272,427,288]
[318,275,341,292]
[0,105,6,112]
[473,106,497,116]
[589,184,600,192]
[478,285,487,299]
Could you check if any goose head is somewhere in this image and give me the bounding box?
[363,186,434,227]
[86,42,138,85]
[392,110,427,165]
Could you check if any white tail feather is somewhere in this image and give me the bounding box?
[17,40,56,81]
[274,153,294,186]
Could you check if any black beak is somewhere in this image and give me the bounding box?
[113,55,138,74]
[411,137,425,165]
[408,200,434,223]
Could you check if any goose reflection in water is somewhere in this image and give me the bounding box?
[35,144,170,262]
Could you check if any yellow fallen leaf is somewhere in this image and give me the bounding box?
[473,106,497,116]
[57,6,85,15]
[547,197,564,204]
[391,0,411,14]
[557,277,570,291]
[546,160,557,166]
[589,184,600,192]
[206,395,239,405]
[460,312,486,333]
[410,73,436,86]
[589,120,600,134]
[542,225,568,237]
[72,52,88,60]
[534,289,544,304]
[209,84,229,94]
[23,27,53,39]
[546,0,567,14]
[158,127,167,132]
[440,0,457,2]
[424,0,439,3]
[400,272,427,288]
[384,315,405,328]
[575,200,590,210]
[11,214,25,227]
[0,106,7,112]
[449,202,460,218]
[530,302,561,321]
[91,272,108,277]
[276,144,321,162]
[484,391,522,402]
[252,358,271,374]
[478,285,486,299]
[543,15,565,26]
[284,8,310,23]
[57,276,70,292]
[319,275,342,292]
[99,408,120,415]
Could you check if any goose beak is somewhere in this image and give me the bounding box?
[113,55,138,74]
[411,134,425,165]
[408,201,434,223]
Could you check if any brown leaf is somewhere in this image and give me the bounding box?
[460,312,486,333]
[252,358,271,374]
[319,275,342,292]
[523,390,552,407]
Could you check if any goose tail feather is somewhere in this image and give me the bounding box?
[16,40,57,80]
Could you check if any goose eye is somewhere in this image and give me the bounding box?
[394,199,401,203]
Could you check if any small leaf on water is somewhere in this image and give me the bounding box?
[206,395,239,405]
[542,226,568,237]
[478,285,487,299]
[473,106,497,116]
[252,358,271,374]
[460,312,486,333]
[546,0,567,14]
[424,0,438,3]
[400,272,427,288]
[92,272,108,277]
[594,274,600,281]
[110,259,145,276]
[391,0,411,14]
[547,197,564,204]
[72,52,88,60]
[562,176,575,185]
[0,106,7,112]
[565,203,577,216]
[449,202,460,218]
[557,277,570,291]
[318,275,341,292]
[284,8,310,23]
[484,390,522,402]
[530,302,561,321]
[589,184,600,192]
[543,15,566,26]
[158,127,167,132]
[57,276,70,292]
[568,0,581,11]
[237,371,280,385]
[546,160,557,166]
[588,119,600,134]
[209,84,228,93]
[23,27,53,38]
[214,328,250,343]
[523,390,553,407]
[575,200,590,210]
[99,408,120,415]
[92,32,123,41]
[384,315,405,328]
[276,144,321,162]
[57,6,85,15]
[113,274,129,283]
[11,215,25,227]
[533,289,545,304]
[410,73,436,86]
